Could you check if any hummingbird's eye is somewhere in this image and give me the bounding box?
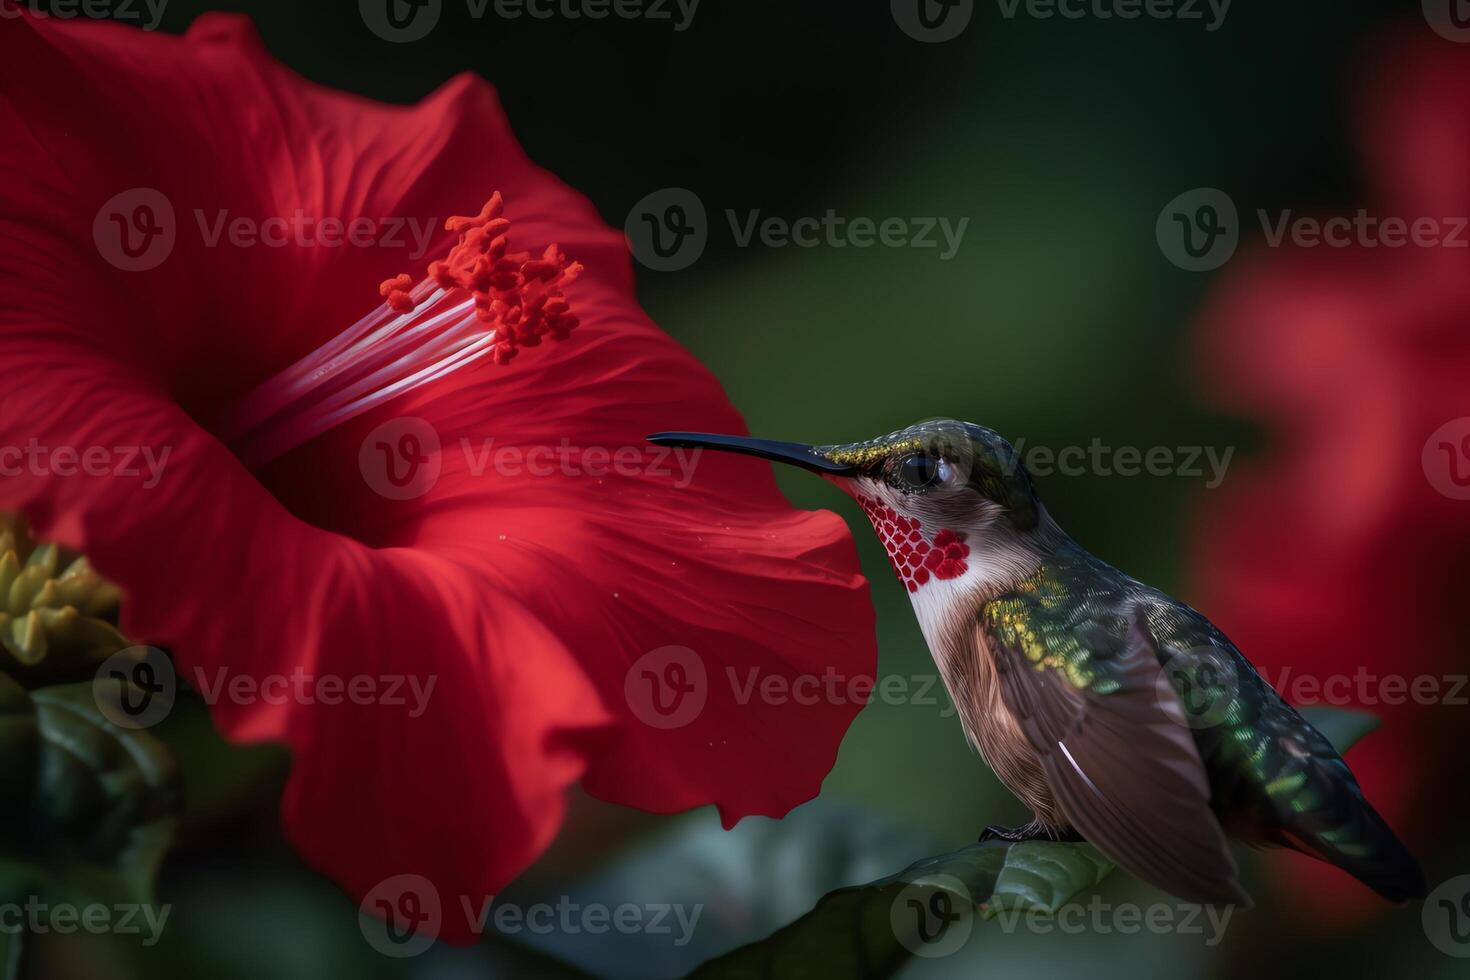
[896,453,947,491]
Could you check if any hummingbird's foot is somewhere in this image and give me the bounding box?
[978,823,1085,844]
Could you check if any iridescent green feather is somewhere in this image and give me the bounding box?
[978,540,1425,901]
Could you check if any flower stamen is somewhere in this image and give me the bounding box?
[216,193,582,469]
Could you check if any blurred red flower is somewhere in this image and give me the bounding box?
[0,13,875,941]
[1189,31,1470,917]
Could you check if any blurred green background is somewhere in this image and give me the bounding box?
[23,0,1467,977]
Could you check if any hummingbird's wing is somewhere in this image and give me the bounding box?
[979,595,1250,907]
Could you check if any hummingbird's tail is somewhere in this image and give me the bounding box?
[1252,711,1428,902]
[1276,797,1427,902]
[1213,670,1427,902]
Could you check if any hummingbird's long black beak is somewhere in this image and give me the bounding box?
[646,432,854,476]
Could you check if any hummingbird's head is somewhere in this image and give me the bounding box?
[649,420,1058,599]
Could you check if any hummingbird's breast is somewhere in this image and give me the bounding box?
[912,582,1064,829]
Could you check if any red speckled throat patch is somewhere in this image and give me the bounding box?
[855,495,971,593]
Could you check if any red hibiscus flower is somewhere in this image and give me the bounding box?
[0,13,875,941]
[1189,30,1470,918]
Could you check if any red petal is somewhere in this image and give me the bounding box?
[0,14,876,942]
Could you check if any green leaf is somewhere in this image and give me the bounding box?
[1299,705,1379,754]
[691,706,1382,978]
[502,799,942,979]
[0,675,179,910]
[980,841,1115,918]
[689,839,1111,979]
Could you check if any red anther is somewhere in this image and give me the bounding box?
[520,259,562,282]
[467,256,496,293]
[378,273,418,313]
[445,192,504,234]
[379,273,414,298]
[376,193,581,369]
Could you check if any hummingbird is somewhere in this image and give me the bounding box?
[648,420,1427,907]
